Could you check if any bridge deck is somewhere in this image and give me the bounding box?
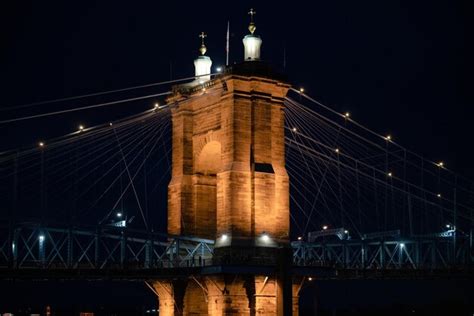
[1,224,473,281]
[1,265,472,281]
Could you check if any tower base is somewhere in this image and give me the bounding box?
[152,274,300,316]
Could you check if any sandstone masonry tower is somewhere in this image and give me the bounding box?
[153,10,299,315]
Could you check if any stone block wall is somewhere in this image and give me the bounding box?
[152,275,301,316]
[166,74,290,243]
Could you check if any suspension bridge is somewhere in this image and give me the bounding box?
[1,79,472,275]
[0,13,473,316]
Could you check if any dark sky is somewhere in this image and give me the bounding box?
[0,0,473,313]
[1,0,473,179]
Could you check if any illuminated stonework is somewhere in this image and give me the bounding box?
[167,65,290,244]
[152,275,301,316]
[160,63,296,315]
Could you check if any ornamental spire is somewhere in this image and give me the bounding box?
[243,8,262,61]
[248,8,256,34]
[194,32,212,82]
[199,32,207,55]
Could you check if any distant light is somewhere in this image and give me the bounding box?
[344,112,350,118]
[387,172,392,177]
[344,230,349,234]
[216,66,223,72]
[308,277,313,281]
[78,125,84,132]
[38,142,45,148]
[437,161,444,168]
[385,135,391,141]
[446,224,451,229]
[322,225,328,230]
[437,193,441,198]
[154,103,159,109]
[299,87,305,93]
[109,122,113,126]
[292,127,297,132]
[221,234,228,241]
[39,235,45,242]
[400,243,405,248]
[335,148,340,153]
[297,236,302,241]
[113,220,126,228]
[116,212,123,218]
[261,232,270,243]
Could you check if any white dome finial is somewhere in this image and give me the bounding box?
[243,8,262,61]
[194,32,212,83]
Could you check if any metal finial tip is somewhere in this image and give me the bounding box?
[198,32,207,55]
[248,8,256,34]
[248,8,256,20]
[248,23,256,35]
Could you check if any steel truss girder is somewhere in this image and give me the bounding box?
[292,238,472,269]
[1,224,472,272]
[0,224,214,270]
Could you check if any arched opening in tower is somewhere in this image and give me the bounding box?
[193,141,222,239]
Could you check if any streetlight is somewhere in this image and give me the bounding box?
[322,225,328,230]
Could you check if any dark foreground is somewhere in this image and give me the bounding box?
[0,279,472,315]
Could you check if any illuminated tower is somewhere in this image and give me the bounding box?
[167,11,289,250]
[155,11,298,315]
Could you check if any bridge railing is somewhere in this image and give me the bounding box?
[0,223,214,270]
[1,223,472,271]
[292,238,473,270]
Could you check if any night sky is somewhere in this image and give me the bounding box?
[1,0,473,314]
[1,1,473,180]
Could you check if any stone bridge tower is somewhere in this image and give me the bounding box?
[167,24,290,250]
[154,11,299,315]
